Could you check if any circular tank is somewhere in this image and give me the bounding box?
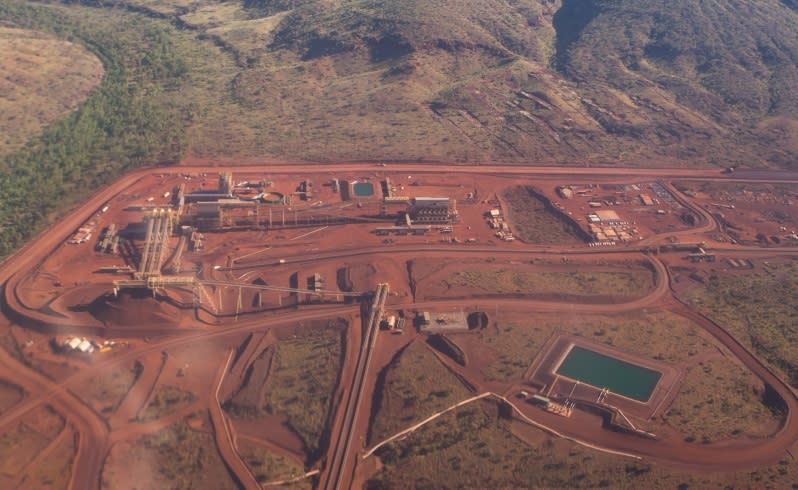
[261,192,284,204]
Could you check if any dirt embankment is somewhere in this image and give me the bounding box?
[427,334,467,366]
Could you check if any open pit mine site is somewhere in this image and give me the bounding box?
[2,162,798,489]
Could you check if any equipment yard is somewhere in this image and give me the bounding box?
[1,162,798,489]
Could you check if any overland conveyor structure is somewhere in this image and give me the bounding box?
[322,283,389,490]
[112,276,366,307]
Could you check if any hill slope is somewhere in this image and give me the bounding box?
[8,0,798,167]
[182,0,798,166]
[0,27,104,158]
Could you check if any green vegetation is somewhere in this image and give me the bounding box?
[0,422,52,478]
[19,428,75,490]
[224,323,344,459]
[551,311,713,364]
[556,0,798,167]
[0,1,191,257]
[476,310,711,382]
[262,326,343,457]
[368,400,798,489]
[444,268,651,298]
[682,258,798,388]
[667,356,776,443]
[372,401,670,488]
[102,420,237,489]
[369,340,472,445]
[239,441,309,487]
[479,323,548,382]
[675,181,798,201]
[138,385,195,422]
[0,27,103,159]
[501,186,587,244]
[227,346,274,413]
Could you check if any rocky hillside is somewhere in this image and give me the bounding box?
[195,0,798,166]
[11,0,798,167]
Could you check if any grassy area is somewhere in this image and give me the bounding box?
[0,405,64,480]
[227,346,274,414]
[475,310,713,382]
[0,1,201,257]
[0,422,52,479]
[137,385,195,422]
[0,27,103,159]
[369,400,670,488]
[369,340,472,445]
[675,181,798,200]
[477,322,548,382]
[681,258,798,387]
[369,399,798,489]
[0,379,24,415]
[666,355,776,443]
[443,268,651,298]
[85,360,141,418]
[238,441,309,487]
[558,0,798,167]
[101,421,237,489]
[18,427,75,490]
[261,324,344,458]
[0,333,26,365]
[501,186,587,244]
[10,0,793,175]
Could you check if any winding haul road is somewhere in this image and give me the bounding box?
[0,162,797,489]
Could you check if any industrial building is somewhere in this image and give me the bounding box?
[594,209,624,224]
[406,197,458,224]
[184,192,234,203]
[219,172,233,195]
[374,224,431,236]
[56,336,99,354]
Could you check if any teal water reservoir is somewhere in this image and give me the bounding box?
[556,345,662,402]
[352,182,374,197]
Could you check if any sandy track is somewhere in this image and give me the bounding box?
[0,347,108,490]
[108,398,205,444]
[209,350,260,489]
[14,422,72,488]
[108,352,165,429]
